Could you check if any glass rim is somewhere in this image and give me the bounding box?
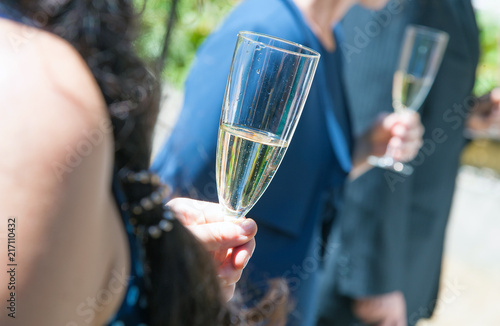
[238,31,321,58]
[406,24,450,42]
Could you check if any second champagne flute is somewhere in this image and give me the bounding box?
[368,24,449,175]
[216,31,320,218]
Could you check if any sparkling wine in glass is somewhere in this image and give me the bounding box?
[368,25,449,176]
[216,31,320,218]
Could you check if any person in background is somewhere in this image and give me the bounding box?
[467,88,500,134]
[0,1,269,325]
[316,0,480,325]
[151,0,424,324]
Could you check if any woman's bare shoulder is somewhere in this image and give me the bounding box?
[0,19,125,325]
[0,18,113,203]
[0,19,111,176]
[0,18,107,121]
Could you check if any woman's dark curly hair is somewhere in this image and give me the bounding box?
[9,0,287,325]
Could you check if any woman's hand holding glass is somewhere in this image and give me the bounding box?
[167,198,257,301]
[164,34,318,301]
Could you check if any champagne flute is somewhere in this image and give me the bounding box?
[368,25,449,176]
[216,31,320,218]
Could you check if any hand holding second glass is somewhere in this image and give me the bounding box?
[351,110,424,179]
[362,25,449,177]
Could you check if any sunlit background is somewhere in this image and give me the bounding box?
[136,0,500,324]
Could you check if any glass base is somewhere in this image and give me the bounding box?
[367,155,414,176]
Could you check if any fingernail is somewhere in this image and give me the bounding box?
[243,256,250,268]
[238,219,255,235]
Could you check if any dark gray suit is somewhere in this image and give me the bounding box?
[316,0,479,325]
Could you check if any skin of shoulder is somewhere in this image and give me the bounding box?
[0,19,129,325]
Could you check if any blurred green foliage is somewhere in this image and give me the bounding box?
[134,1,499,93]
[474,11,500,96]
[462,11,500,173]
[133,0,237,87]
